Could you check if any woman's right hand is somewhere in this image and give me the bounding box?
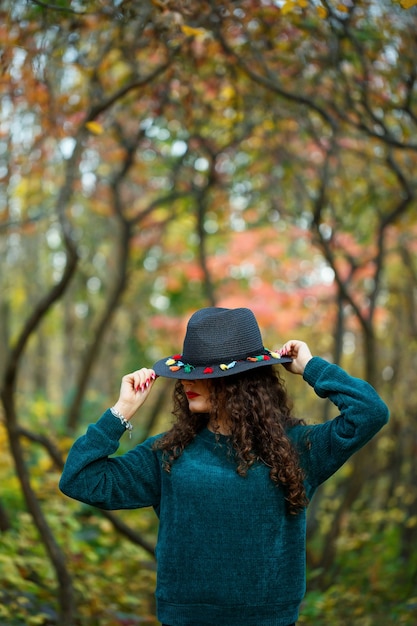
[111,368,157,421]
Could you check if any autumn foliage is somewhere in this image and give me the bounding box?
[1,0,417,624]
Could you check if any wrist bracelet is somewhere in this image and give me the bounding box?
[110,406,133,438]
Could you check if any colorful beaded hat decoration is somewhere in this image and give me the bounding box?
[152,306,292,379]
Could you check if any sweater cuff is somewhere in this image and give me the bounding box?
[95,409,129,438]
[302,356,331,389]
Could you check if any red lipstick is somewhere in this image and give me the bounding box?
[186,391,199,399]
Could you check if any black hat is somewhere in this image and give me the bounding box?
[152,307,292,379]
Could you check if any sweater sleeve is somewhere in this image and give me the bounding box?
[59,410,162,511]
[293,356,389,491]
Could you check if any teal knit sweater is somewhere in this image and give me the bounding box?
[59,357,389,626]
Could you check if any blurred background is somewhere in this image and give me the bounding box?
[1,0,416,624]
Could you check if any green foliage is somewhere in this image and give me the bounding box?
[0,512,59,625]
[302,503,417,624]
[301,586,417,625]
[1,0,417,623]
[0,486,159,625]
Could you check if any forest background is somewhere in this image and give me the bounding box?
[1,0,417,625]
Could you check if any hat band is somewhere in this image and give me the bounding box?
[164,349,281,375]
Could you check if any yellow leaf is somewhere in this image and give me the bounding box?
[181,24,206,37]
[85,121,104,135]
[406,515,417,528]
[281,1,295,15]
[220,85,235,101]
[262,119,275,131]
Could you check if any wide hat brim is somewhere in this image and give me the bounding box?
[152,306,292,380]
[153,352,293,380]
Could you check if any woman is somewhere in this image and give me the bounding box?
[59,307,389,626]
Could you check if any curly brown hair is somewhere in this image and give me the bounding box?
[153,366,308,514]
